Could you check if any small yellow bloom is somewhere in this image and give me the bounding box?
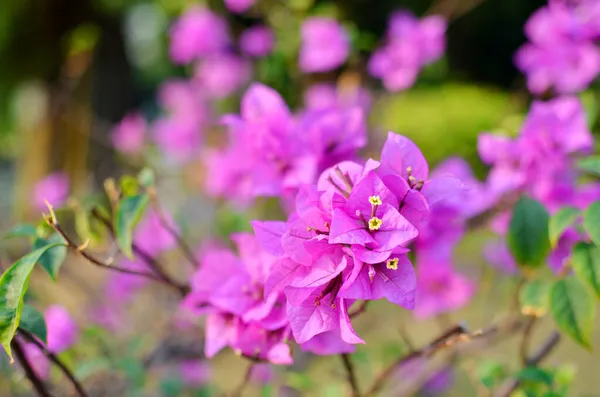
[368,217,382,231]
[386,258,399,270]
[368,195,382,206]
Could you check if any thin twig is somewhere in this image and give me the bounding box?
[19,329,88,397]
[364,323,507,397]
[519,316,537,365]
[43,205,187,294]
[91,208,189,296]
[231,362,254,397]
[11,339,53,397]
[148,188,200,269]
[341,353,361,397]
[494,331,561,397]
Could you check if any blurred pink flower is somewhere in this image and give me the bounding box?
[179,360,211,387]
[169,7,231,64]
[224,0,254,14]
[111,113,146,155]
[299,18,350,73]
[194,54,251,98]
[33,172,69,212]
[45,305,78,353]
[240,26,275,58]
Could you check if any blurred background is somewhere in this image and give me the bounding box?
[2,0,599,396]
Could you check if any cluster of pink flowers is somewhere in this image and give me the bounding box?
[299,17,350,73]
[204,83,368,207]
[369,11,446,92]
[515,0,600,95]
[479,96,600,273]
[185,127,484,361]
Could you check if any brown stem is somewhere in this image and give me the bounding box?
[341,353,361,397]
[364,323,506,397]
[11,339,54,397]
[231,362,254,397]
[494,331,561,397]
[519,316,537,365]
[19,330,88,397]
[148,189,201,270]
[91,208,189,296]
[45,214,185,294]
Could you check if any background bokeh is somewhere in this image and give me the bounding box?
[1,0,599,396]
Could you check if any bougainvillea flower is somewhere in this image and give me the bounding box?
[224,0,254,14]
[299,18,350,73]
[45,306,78,353]
[33,172,70,212]
[182,233,291,364]
[133,210,178,257]
[193,54,251,98]
[414,249,475,319]
[240,26,275,58]
[169,7,231,64]
[111,113,146,155]
[369,12,446,91]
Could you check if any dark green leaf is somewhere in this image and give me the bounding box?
[578,156,600,177]
[508,197,551,270]
[0,244,61,359]
[4,224,37,239]
[520,280,551,317]
[550,277,595,349]
[549,207,580,247]
[114,194,149,259]
[571,242,600,300]
[515,367,554,386]
[18,304,47,344]
[33,234,67,280]
[583,201,600,246]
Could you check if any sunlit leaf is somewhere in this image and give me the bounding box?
[550,277,595,350]
[583,201,600,246]
[571,242,600,301]
[578,156,600,177]
[114,194,149,259]
[549,206,580,247]
[520,280,551,317]
[0,244,62,359]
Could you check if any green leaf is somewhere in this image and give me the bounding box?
[0,244,62,359]
[520,280,551,317]
[508,197,551,270]
[4,224,37,239]
[550,277,595,349]
[578,156,600,177]
[549,207,580,247]
[477,360,508,389]
[33,234,67,280]
[571,242,600,300]
[515,367,554,386]
[114,194,149,259]
[160,376,183,396]
[18,304,47,344]
[583,201,600,246]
